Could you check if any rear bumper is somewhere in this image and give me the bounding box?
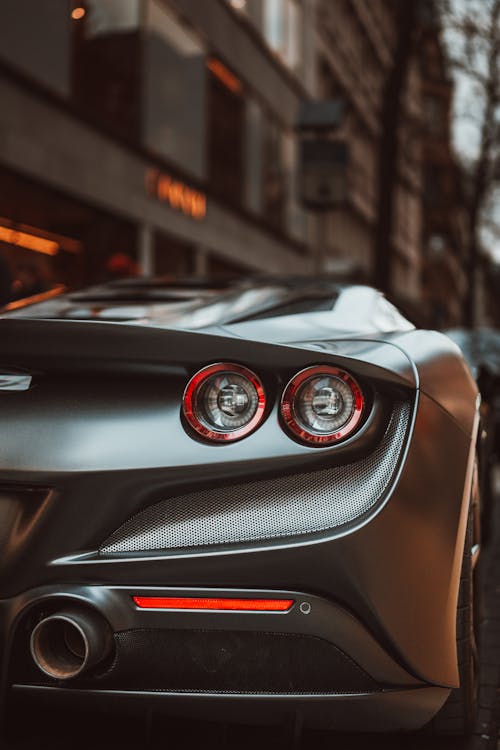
[2,584,449,732]
[11,684,449,733]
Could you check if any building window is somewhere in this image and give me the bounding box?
[73,0,208,176]
[143,0,207,180]
[262,116,286,230]
[263,0,303,71]
[0,0,71,97]
[226,0,249,13]
[72,0,143,141]
[207,58,245,206]
[244,100,304,241]
[244,99,264,215]
[207,254,248,277]
[283,132,307,242]
[153,231,194,276]
[226,0,265,29]
[287,0,302,71]
[265,0,285,55]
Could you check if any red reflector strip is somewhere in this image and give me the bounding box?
[132,596,294,612]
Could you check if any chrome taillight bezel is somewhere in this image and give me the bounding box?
[280,365,364,446]
[182,362,266,443]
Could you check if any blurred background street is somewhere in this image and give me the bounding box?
[0,0,498,329]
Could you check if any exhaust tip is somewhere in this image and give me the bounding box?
[30,609,111,680]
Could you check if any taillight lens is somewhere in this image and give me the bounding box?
[281,366,364,446]
[133,596,294,612]
[183,363,266,442]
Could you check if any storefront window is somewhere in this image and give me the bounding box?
[0,170,138,301]
[0,0,71,97]
[153,230,195,276]
[143,0,207,181]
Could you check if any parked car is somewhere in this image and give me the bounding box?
[446,328,500,541]
[0,277,480,737]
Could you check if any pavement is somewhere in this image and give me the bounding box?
[4,491,500,750]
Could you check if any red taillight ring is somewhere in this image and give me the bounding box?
[183,362,266,442]
[281,365,364,446]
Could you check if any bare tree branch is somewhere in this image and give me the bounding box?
[439,0,500,324]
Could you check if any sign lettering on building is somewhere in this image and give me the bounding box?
[146,169,207,220]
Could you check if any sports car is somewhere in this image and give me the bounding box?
[0,277,481,737]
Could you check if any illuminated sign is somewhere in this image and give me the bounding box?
[0,225,59,255]
[146,169,207,220]
[207,57,242,95]
[0,218,82,256]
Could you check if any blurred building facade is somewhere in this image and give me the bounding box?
[0,0,466,323]
[315,0,424,305]
[419,5,469,327]
[0,0,315,293]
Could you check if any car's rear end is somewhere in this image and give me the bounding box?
[0,312,478,733]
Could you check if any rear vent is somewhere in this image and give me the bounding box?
[100,401,411,556]
[17,629,378,695]
[105,629,379,694]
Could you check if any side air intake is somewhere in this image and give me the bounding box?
[100,401,411,556]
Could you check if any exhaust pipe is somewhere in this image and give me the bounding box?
[30,608,113,680]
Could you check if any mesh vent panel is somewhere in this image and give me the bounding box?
[100,401,410,555]
[14,629,379,694]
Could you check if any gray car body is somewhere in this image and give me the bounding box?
[0,281,479,732]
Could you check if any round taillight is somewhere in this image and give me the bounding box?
[281,366,364,446]
[182,363,266,442]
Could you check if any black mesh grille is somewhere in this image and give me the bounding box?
[100,401,411,556]
[17,629,379,694]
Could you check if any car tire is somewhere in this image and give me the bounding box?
[428,467,481,735]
